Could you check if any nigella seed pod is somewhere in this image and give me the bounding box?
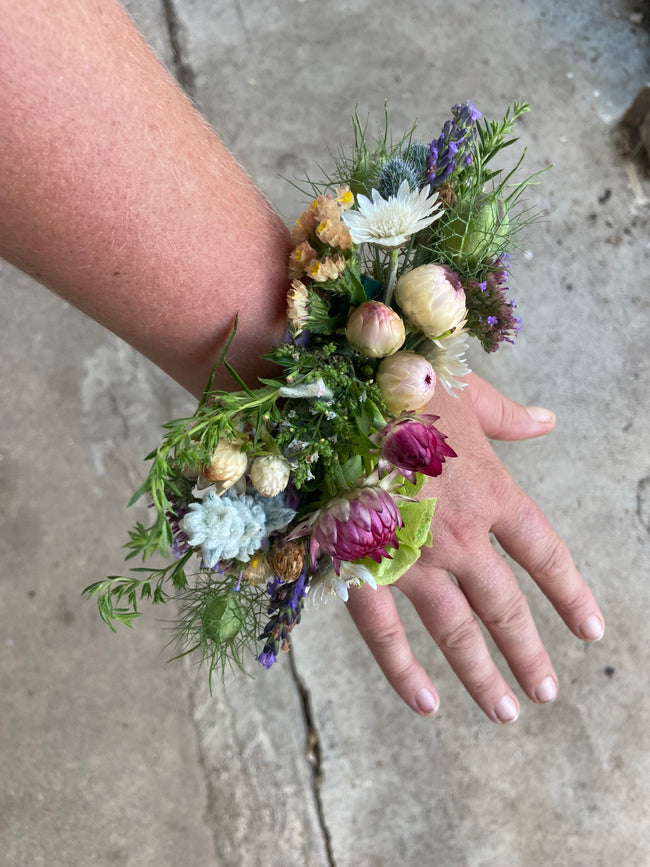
[201,593,244,644]
[439,193,510,266]
[376,351,437,414]
[250,454,291,497]
[394,263,466,338]
[203,439,248,490]
[345,301,406,358]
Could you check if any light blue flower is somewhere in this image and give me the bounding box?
[180,490,295,568]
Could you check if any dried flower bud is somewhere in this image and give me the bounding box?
[242,553,272,586]
[250,454,291,497]
[376,351,437,414]
[203,439,248,490]
[269,541,305,583]
[395,263,466,338]
[345,301,406,358]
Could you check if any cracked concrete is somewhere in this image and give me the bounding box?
[1,0,649,865]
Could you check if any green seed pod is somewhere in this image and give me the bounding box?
[201,593,244,644]
[439,193,509,266]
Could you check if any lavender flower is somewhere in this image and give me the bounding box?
[427,102,482,188]
[257,572,308,669]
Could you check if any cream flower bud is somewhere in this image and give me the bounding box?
[250,454,291,497]
[377,351,437,414]
[345,301,406,358]
[203,440,248,490]
[394,263,466,338]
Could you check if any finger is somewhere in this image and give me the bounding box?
[346,583,440,716]
[467,372,556,441]
[493,492,605,642]
[452,547,560,706]
[399,565,522,724]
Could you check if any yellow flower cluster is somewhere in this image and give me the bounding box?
[286,188,355,335]
[288,188,354,280]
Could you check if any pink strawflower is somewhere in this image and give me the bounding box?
[376,350,437,414]
[374,414,457,482]
[309,486,402,575]
[345,301,406,358]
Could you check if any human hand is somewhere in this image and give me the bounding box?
[346,375,604,722]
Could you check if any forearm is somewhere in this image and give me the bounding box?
[0,0,290,397]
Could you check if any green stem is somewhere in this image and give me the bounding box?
[382,249,401,305]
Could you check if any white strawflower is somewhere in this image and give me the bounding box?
[250,454,291,497]
[345,301,406,357]
[376,351,437,414]
[428,331,471,396]
[342,180,442,249]
[202,439,248,491]
[395,263,467,337]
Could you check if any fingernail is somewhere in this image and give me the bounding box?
[580,615,605,641]
[526,406,555,424]
[535,676,558,704]
[494,695,519,724]
[415,687,438,715]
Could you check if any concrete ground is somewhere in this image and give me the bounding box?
[1,1,649,865]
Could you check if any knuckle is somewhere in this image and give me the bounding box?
[554,587,589,621]
[366,618,406,653]
[437,613,481,654]
[515,646,550,679]
[445,510,486,548]
[482,591,530,636]
[534,535,571,584]
[464,666,502,700]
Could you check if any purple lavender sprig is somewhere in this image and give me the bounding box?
[427,101,483,188]
[257,572,308,669]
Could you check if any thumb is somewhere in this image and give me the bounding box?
[466,372,556,441]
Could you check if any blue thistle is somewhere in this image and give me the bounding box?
[427,101,482,188]
[377,156,423,198]
[257,572,308,669]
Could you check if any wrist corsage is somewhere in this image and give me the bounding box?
[85,101,542,678]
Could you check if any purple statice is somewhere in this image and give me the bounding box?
[464,254,522,352]
[427,102,483,188]
[257,572,308,669]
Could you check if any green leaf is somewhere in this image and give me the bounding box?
[360,497,436,585]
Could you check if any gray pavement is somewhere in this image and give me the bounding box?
[1,1,649,865]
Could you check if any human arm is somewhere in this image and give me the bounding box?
[0,0,290,397]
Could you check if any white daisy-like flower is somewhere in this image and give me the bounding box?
[342,180,442,249]
[308,559,377,606]
[429,331,471,396]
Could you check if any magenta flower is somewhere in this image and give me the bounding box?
[309,486,403,574]
[374,414,457,482]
